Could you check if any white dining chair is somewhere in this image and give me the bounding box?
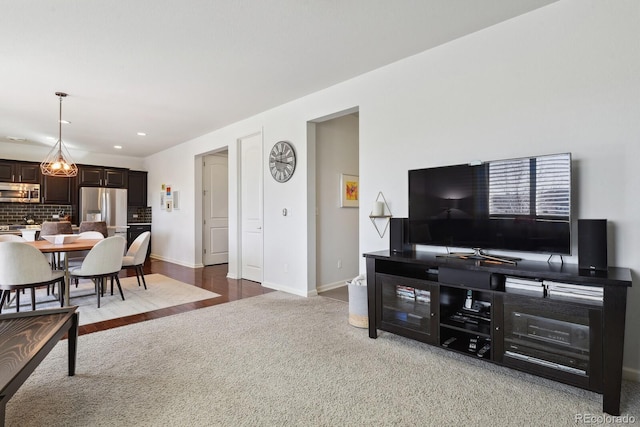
[121,231,151,289]
[0,234,62,296]
[68,236,126,308]
[62,231,106,288]
[64,231,105,266]
[0,242,66,312]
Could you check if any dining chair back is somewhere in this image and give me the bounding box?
[64,231,106,273]
[69,235,126,308]
[40,221,74,268]
[0,235,26,242]
[122,231,151,289]
[40,221,73,236]
[77,231,105,240]
[79,221,108,238]
[0,242,65,312]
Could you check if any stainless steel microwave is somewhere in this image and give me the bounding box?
[0,182,40,203]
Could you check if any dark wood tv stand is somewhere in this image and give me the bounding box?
[364,250,631,415]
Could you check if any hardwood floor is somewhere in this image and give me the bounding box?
[78,259,274,336]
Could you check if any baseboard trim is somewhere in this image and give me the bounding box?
[316,280,348,293]
[262,281,310,297]
[149,254,199,269]
[623,366,640,382]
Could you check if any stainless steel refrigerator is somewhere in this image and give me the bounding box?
[79,187,128,239]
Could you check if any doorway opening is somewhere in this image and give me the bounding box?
[312,109,359,299]
[202,151,229,266]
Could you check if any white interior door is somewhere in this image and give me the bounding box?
[203,153,229,265]
[240,133,263,282]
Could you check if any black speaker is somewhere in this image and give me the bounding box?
[490,273,505,291]
[578,219,608,271]
[390,218,411,254]
[440,267,491,289]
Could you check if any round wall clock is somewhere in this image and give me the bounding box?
[269,141,296,183]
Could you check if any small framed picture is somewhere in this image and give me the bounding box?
[340,174,359,208]
[173,190,180,210]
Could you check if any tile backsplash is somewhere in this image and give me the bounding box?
[127,206,152,223]
[0,204,152,225]
[0,203,73,225]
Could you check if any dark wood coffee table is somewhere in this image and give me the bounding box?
[0,306,78,427]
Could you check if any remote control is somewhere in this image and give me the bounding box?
[442,337,457,348]
[477,344,491,358]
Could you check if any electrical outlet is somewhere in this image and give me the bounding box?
[52,214,59,219]
[284,263,288,273]
[132,214,139,218]
[337,259,342,269]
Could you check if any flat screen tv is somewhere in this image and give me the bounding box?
[408,153,571,257]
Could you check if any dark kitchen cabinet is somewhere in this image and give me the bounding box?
[78,166,128,188]
[41,174,74,204]
[127,170,148,206]
[17,163,41,183]
[0,160,41,183]
[0,161,13,182]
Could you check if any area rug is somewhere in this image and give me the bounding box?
[2,274,220,325]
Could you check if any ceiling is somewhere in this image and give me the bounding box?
[0,0,556,158]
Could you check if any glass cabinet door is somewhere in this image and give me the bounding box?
[497,293,602,391]
[377,273,438,344]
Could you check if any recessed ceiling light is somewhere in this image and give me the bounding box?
[137,132,147,136]
[46,136,56,141]
[59,120,70,124]
[114,145,122,149]
[6,136,26,142]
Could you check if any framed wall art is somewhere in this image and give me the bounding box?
[340,174,359,208]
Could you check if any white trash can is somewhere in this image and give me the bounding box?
[348,275,368,328]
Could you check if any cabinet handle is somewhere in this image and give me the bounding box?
[431,313,435,317]
[495,327,500,331]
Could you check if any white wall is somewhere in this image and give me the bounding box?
[315,114,359,291]
[144,1,640,374]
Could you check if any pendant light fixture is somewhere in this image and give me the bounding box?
[40,92,78,177]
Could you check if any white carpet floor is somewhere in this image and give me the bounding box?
[5,291,640,426]
[1,274,220,325]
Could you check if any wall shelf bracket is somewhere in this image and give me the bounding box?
[369,191,392,238]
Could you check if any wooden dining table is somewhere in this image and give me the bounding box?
[26,239,102,306]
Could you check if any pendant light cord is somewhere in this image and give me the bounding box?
[58,94,62,152]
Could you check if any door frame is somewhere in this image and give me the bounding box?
[195,146,229,269]
[237,131,264,283]
[194,129,264,279]
[308,107,360,295]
